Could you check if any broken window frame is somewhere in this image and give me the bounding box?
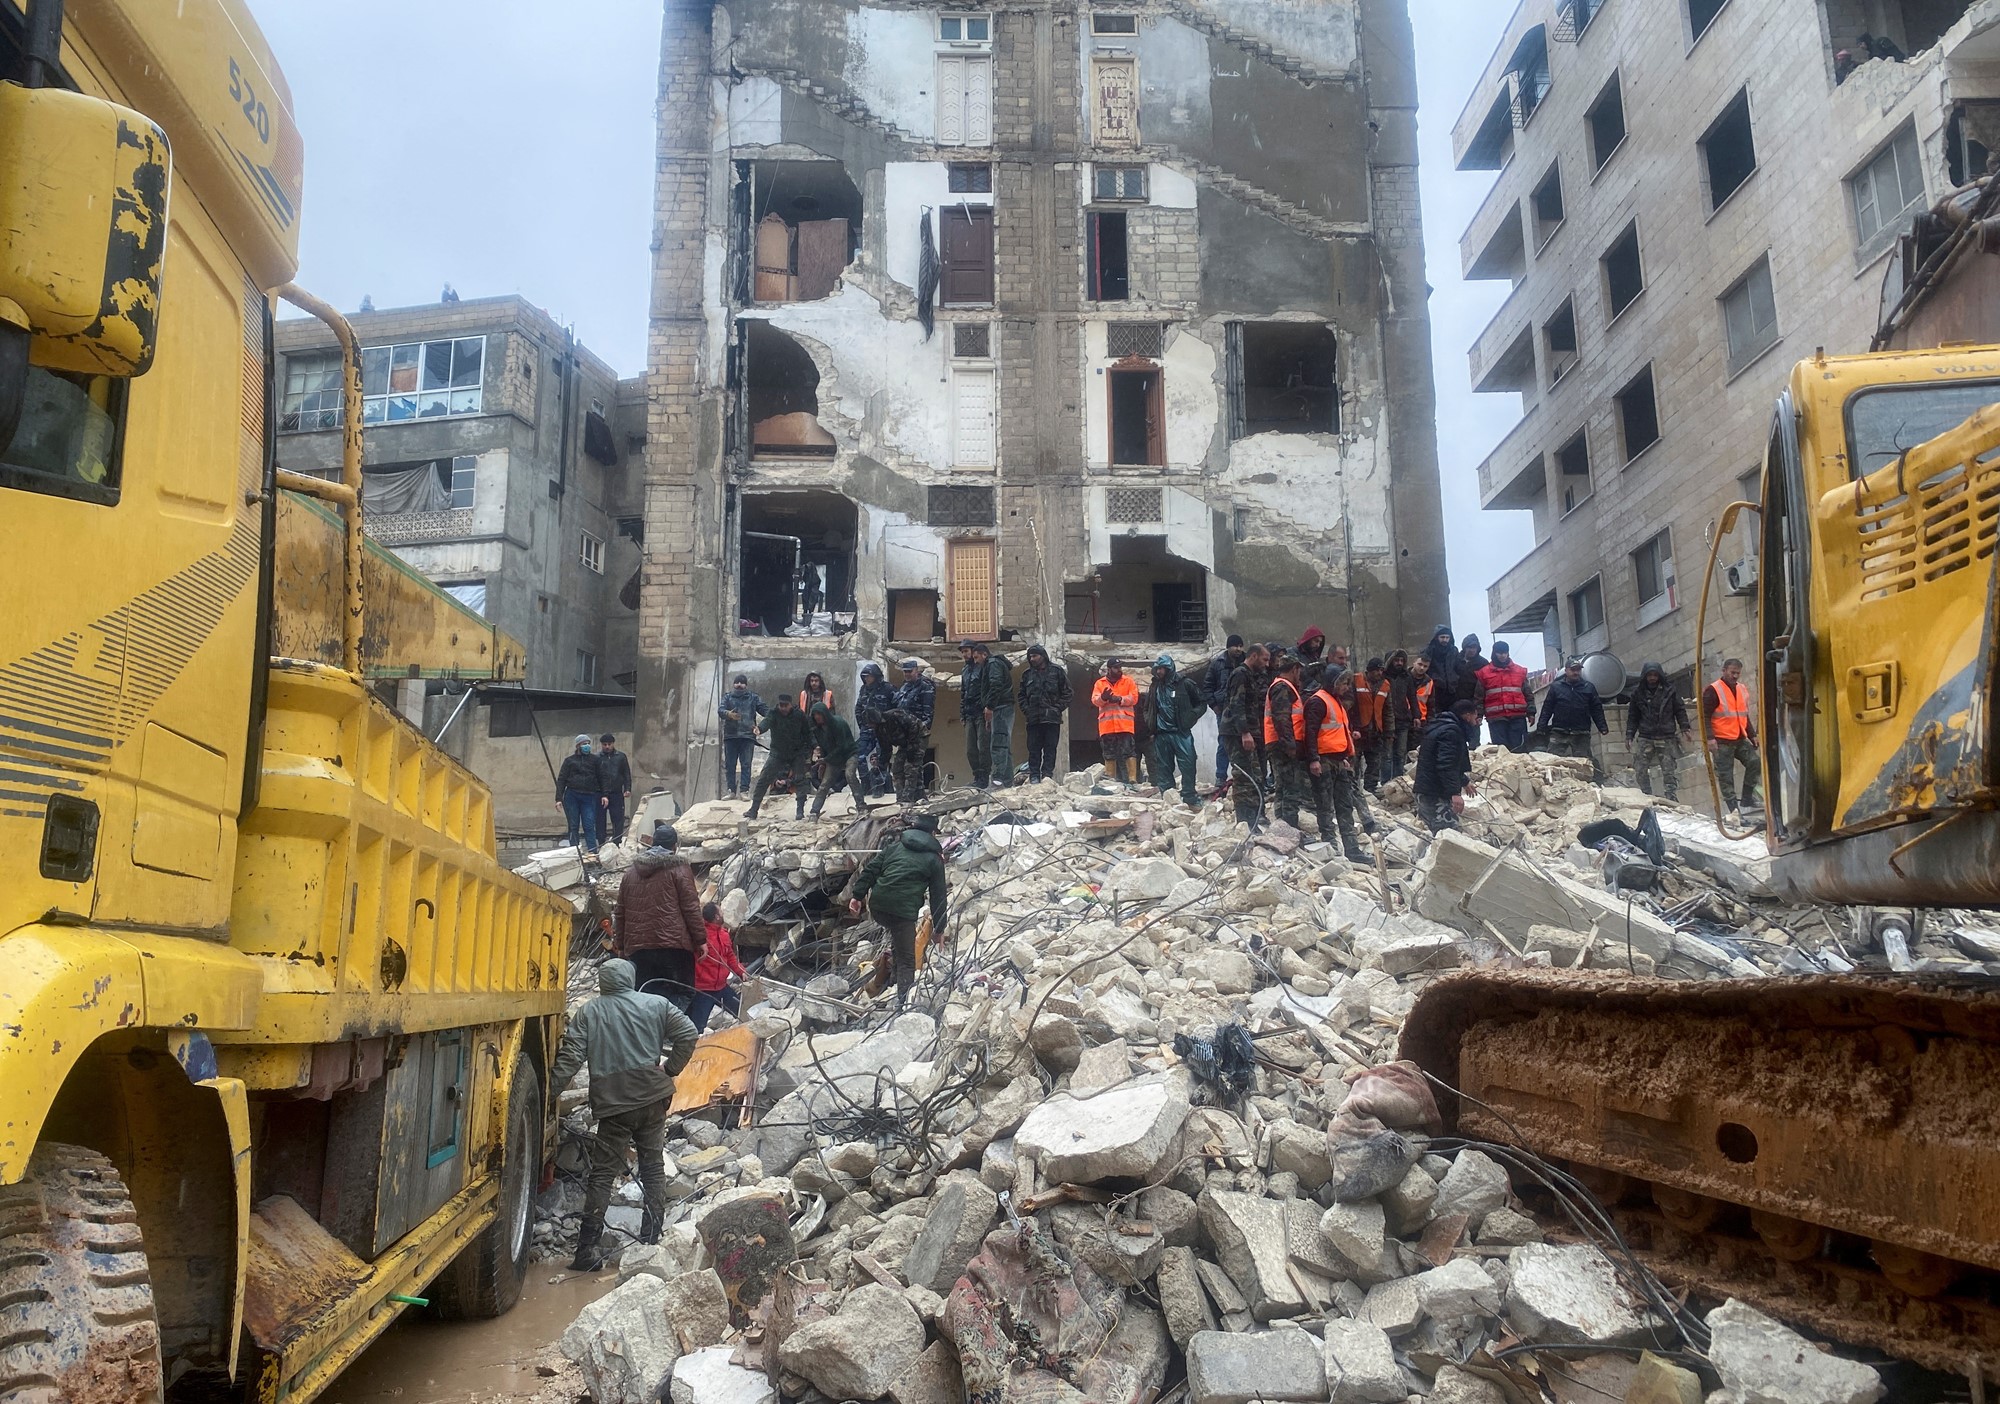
[1224,321,1340,441]
[580,531,605,574]
[940,205,997,306]
[1615,363,1661,463]
[359,337,485,425]
[1601,221,1645,321]
[1699,89,1757,213]
[1720,256,1780,376]
[1088,211,1131,302]
[1107,358,1167,467]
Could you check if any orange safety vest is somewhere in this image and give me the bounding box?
[1412,678,1434,723]
[1092,675,1139,735]
[1353,678,1389,731]
[1709,678,1751,741]
[1476,661,1529,720]
[1312,688,1353,756]
[1263,679,1306,745]
[800,688,835,713]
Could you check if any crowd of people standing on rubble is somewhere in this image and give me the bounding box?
[685,624,1763,839]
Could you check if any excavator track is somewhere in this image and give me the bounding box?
[1399,968,2000,1374]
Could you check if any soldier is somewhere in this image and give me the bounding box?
[1222,642,1271,824]
[854,662,896,796]
[1627,661,1692,800]
[1262,652,1311,830]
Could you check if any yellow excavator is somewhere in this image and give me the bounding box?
[1405,343,2000,1374]
[0,2,571,1400]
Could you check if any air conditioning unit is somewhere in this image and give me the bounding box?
[1724,555,1759,597]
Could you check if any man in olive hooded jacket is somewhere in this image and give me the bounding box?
[552,958,700,1270]
[848,814,948,1008]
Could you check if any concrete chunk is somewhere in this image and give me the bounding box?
[777,1281,927,1401]
[1266,1118,1333,1191]
[1185,1329,1328,1404]
[561,1275,681,1404]
[1322,1318,1405,1403]
[1413,1255,1502,1320]
[1505,1242,1652,1344]
[1155,1245,1212,1346]
[669,1346,777,1404]
[1318,1198,1393,1283]
[1197,1188,1307,1320]
[1359,1276,1422,1336]
[1705,1298,1884,1404]
[1432,1148,1510,1228]
[904,1179,999,1292]
[1016,1077,1189,1184]
[1414,829,1672,961]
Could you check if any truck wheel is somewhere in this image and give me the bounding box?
[0,1143,164,1404]
[430,1058,540,1320]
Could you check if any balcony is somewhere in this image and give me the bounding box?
[1475,414,1547,511]
[1470,315,1536,398]
[1487,535,1563,637]
[1463,197,1526,283]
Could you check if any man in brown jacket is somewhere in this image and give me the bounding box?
[614,822,705,1011]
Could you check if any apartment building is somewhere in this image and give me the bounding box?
[632,0,1452,799]
[1455,0,1999,693]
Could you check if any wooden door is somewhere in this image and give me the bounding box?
[1093,58,1139,147]
[937,56,992,146]
[941,207,995,305]
[947,538,997,641]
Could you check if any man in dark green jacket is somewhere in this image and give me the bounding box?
[551,958,700,1270]
[806,702,861,818]
[848,814,949,1007]
[1145,654,1205,806]
[746,692,813,820]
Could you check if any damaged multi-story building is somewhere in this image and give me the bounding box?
[1456,0,2000,694]
[633,0,1450,798]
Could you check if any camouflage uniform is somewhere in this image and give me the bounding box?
[1632,736,1682,800]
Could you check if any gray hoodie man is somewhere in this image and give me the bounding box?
[552,958,700,1268]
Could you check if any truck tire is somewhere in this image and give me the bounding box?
[430,1057,540,1320]
[0,1143,164,1404]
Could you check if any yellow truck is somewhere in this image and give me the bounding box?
[0,2,574,1399]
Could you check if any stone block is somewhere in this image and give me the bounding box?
[904,1179,1000,1292]
[561,1275,680,1404]
[1184,1329,1328,1404]
[777,1282,927,1401]
[1318,1199,1393,1283]
[660,1268,732,1353]
[1705,1298,1884,1404]
[887,1339,967,1404]
[1428,1364,1507,1403]
[1322,1317,1405,1403]
[1414,830,1672,962]
[1016,1077,1189,1184]
[1266,1119,1333,1191]
[1381,1164,1438,1234]
[1359,1276,1423,1336]
[1197,1188,1307,1320]
[1504,1242,1652,1344]
[1155,1246,1211,1345]
[1070,1038,1133,1093]
[1432,1149,1510,1228]
[1413,1256,1502,1320]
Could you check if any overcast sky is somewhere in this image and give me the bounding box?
[254,0,1532,658]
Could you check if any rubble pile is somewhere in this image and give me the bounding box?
[509,749,1994,1402]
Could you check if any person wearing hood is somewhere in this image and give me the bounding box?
[718,676,766,800]
[1222,642,1271,823]
[1296,626,1328,692]
[1144,655,1204,806]
[1019,644,1074,784]
[746,692,813,820]
[1201,635,1247,792]
[1455,635,1488,707]
[854,663,897,797]
[1414,699,1482,832]
[1092,658,1142,784]
[1382,651,1414,779]
[551,957,700,1270]
[1626,661,1693,800]
[1474,642,1534,753]
[849,813,949,1007]
[959,641,1015,789]
[1421,626,1465,699]
[806,702,860,818]
[1537,657,1609,780]
[614,821,706,1009]
[1263,652,1312,829]
[888,659,937,802]
[556,735,606,853]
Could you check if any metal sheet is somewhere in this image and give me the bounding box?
[669,1025,759,1121]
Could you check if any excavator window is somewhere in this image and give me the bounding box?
[1845,379,2000,478]
[0,365,126,505]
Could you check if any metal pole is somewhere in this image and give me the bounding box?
[277,285,365,677]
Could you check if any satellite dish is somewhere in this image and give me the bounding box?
[1579,651,1625,697]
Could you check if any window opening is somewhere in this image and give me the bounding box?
[1227,323,1339,439]
[1543,300,1579,385]
[1,366,125,504]
[952,322,992,359]
[1094,165,1147,201]
[938,11,991,43]
[1106,321,1163,358]
[1556,429,1591,512]
[1586,75,1625,171]
[1616,365,1660,460]
[1555,0,1604,39]
[1070,536,1208,643]
[1108,363,1165,466]
[575,651,600,688]
[1850,123,1925,251]
[1688,0,1728,39]
[1531,162,1565,245]
[1569,576,1605,640]
[580,531,605,573]
[1721,257,1779,374]
[1091,12,1138,34]
[890,590,942,642]
[940,206,995,305]
[281,351,344,431]
[744,321,835,459]
[1947,103,1999,186]
[1089,212,1130,300]
[1602,222,1644,319]
[1633,528,1677,625]
[739,490,859,638]
[948,163,993,193]
[747,160,862,303]
[1700,90,1756,210]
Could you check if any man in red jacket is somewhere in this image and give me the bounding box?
[689,902,748,1031]
[614,822,706,1012]
[1473,641,1534,753]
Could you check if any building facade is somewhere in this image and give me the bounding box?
[1456,0,1998,694]
[634,0,1451,799]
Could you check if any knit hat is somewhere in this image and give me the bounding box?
[1226,634,1245,648]
[909,813,939,832]
[574,734,591,746]
[1492,642,1511,656]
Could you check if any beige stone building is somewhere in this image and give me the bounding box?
[1456,0,2000,698]
[631,0,1452,800]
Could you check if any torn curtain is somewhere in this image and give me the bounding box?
[916,207,939,341]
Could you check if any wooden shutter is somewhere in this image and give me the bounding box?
[947,539,997,640]
[794,219,849,299]
[753,213,794,302]
[964,56,992,145]
[952,368,996,468]
[1093,58,1138,147]
[937,56,966,145]
[941,207,994,305]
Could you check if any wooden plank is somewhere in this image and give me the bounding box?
[670,1024,760,1121]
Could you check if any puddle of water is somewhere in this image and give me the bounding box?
[323,1266,614,1403]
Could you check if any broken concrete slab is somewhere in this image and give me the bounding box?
[659,1268,732,1354]
[1504,1241,1653,1345]
[1266,1118,1333,1191]
[1184,1328,1328,1404]
[561,1274,681,1404]
[776,1281,927,1401]
[1155,1245,1212,1346]
[1431,1147,1510,1228]
[1015,1076,1188,1184]
[1412,1256,1502,1320]
[1317,1198,1393,1284]
[669,1345,777,1404]
[1705,1298,1885,1404]
[904,1178,999,1292]
[1414,829,1672,961]
[1322,1317,1405,1403]
[1069,1038,1133,1094]
[885,1338,966,1404]
[1105,856,1185,901]
[1197,1188,1307,1320]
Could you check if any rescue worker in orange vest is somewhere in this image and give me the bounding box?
[1353,658,1392,791]
[1263,652,1313,829]
[1303,675,1371,862]
[1473,641,1534,753]
[1702,657,1761,819]
[1092,658,1142,784]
